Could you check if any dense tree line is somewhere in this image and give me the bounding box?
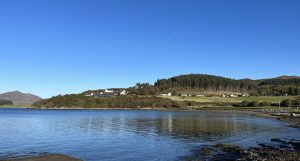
[253,85,300,96]
[0,100,13,105]
[154,74,300,96]
[259,78,300,86]
[155,74,256,92]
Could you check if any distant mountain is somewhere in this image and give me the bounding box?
[0,91,42,105]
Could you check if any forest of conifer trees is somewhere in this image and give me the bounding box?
[154,74,300,96]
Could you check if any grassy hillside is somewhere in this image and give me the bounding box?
[32,74,300,110]
[0,91,42,105]
[32,95,196,109]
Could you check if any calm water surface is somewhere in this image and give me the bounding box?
[0,108,299,161]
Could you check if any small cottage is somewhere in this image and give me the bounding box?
[120,90,127,96]
[161,93,172,96]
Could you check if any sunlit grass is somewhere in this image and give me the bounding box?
[160,96,298,103]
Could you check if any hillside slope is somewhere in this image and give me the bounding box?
[0,91,42,105]
[154,74,300,96]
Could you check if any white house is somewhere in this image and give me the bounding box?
[181,94,188,97]
[161,93,172,96]
[85,92,94,97]
[230,94,238,97]
[105,89,114,93]
[120,90,127,95]
[242,94,249,97]
[196,94,205,97]
[94,90,117,98]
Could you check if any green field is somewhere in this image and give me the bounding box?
[160,96,299,103]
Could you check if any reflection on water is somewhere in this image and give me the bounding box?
[0,109,299,161]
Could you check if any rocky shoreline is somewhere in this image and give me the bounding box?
[180,138,300,161]
[3,138,299,161]
[247,111,300,128]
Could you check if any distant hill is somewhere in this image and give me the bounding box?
[274,76,300,80]
[154,74,300,96]
[33,74,300,109]
[0,91,42,105]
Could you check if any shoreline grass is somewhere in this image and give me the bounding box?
[160,95,298,103]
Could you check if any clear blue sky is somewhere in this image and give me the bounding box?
[0,0,299,98]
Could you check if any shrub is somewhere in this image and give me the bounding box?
[259,102,271,107]
[241,101,251,107]
[248,101,260,107]
[232,103,241,107]
[292,99,300,106]
[271,103,279,107]
[184,101,197,106]
[280,99,292,107]
[233,101,261,107]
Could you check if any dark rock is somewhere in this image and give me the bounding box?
[288,140,300,152]
[180,140,300,161]
[200,147,213,156]
[271,138,287,144]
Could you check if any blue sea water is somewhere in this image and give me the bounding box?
[0,108,299,161]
